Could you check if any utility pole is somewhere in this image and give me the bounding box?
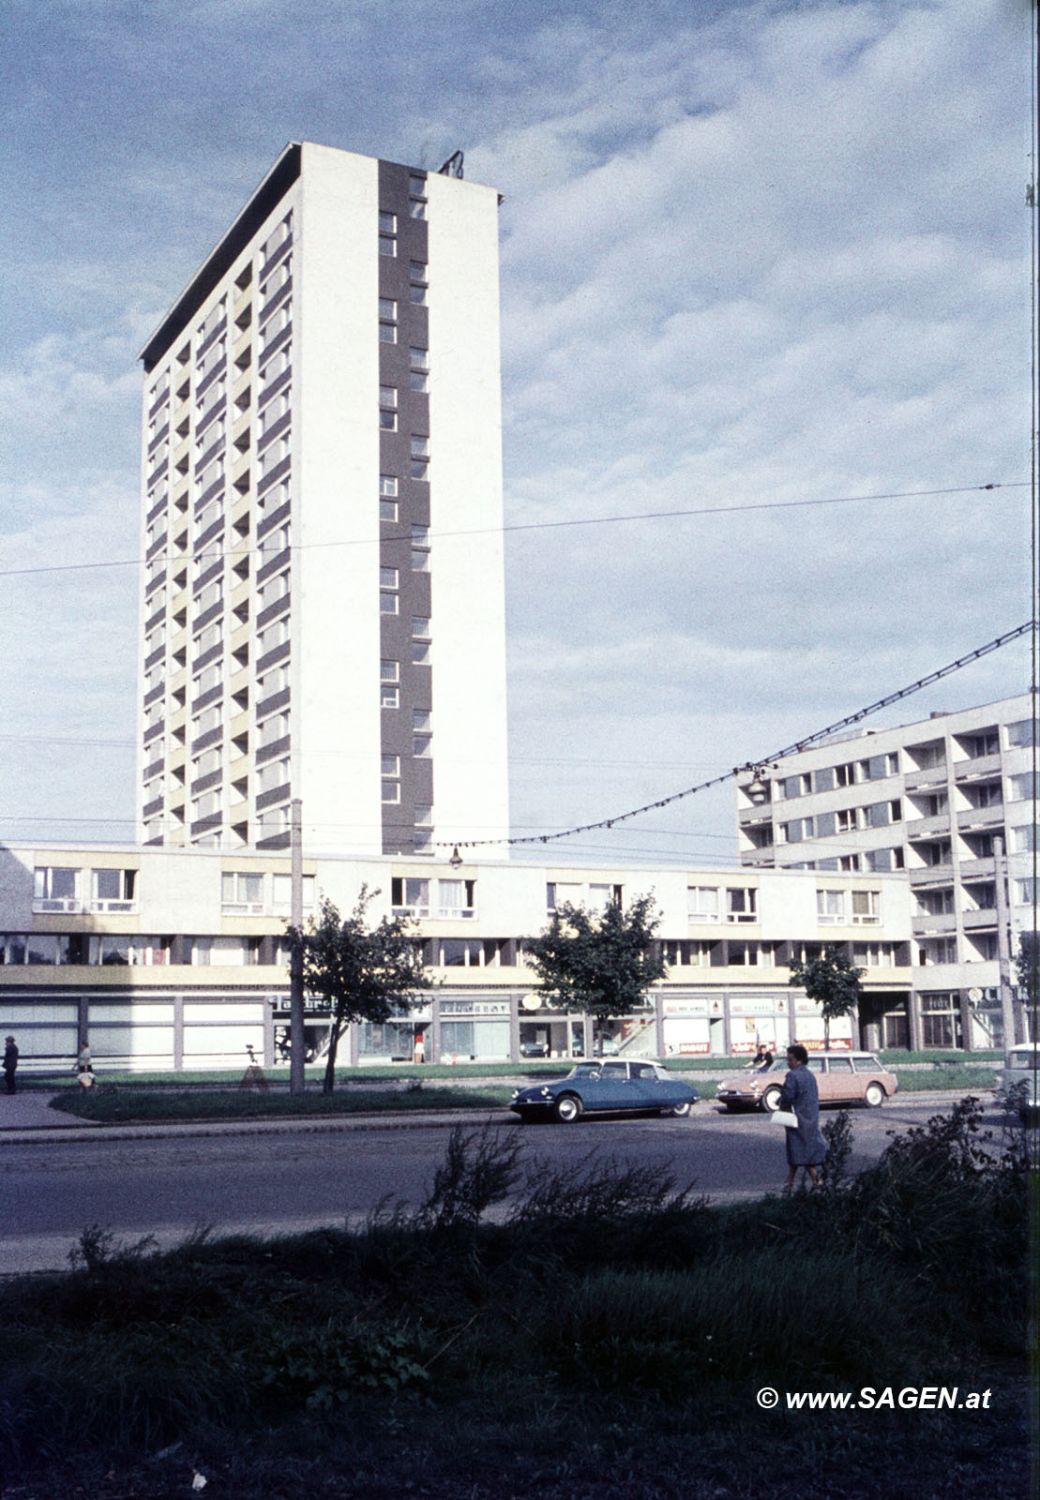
[993,835,1017,1048]
[289,798,306,1094]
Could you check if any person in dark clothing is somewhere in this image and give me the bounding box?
[3,1037,19,1094]
[744,1043,774,1071]
[779,1043,826,1190]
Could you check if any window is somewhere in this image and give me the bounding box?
[379,591,399,615]
[192,663,222,698]
[257,710,290,747]
[378,320,397,344]
[379,475,398,497]
[853,943,897,968]
[380,499,398,521]
[378,298,397,321]
[410,347,429,372]
[378,235,396,257]
[410,260,427,284]
[192,789,221,821]
[89,869,137,912]
[379,385,398,410]
[438,878,476,919]
[409,284,427,305]
[379,567,399,589]
[33,867,79,911]
[257,570,290,612]
[411,641,431,665]
[378,211,397,233]
[726,888,757,923]
[817,890,845,923]
[391,877,430,916]
[414,734,432,757]
[1009,773,1038,802]
[257,661,291,699]
[191,704,221,738]
[256,758,290,793]
[381,684,400,708]
[257,617,290,656]
[1011,824,1038,853]
[271,873,315,914]
[410,435,430,458]
[412,710,431,731]
[1007,717,1038,748]
[380,659,399,682]
[379,407,397,431]
[258,432,290,478]
[409,370,429,394]
[687,886,720,921]
[221,871,264,912]
[381,781,400,803]
[412,616,431,640]
[415,803,433,826]
[1015,879,1038,906]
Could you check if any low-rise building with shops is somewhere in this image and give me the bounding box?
[0,843,914,1071]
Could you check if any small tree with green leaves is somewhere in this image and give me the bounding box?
[288,886,430,1093]
[525,893,665,1055]
[788,944,865,1049]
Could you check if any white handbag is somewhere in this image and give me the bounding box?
[770,1108,798,1129]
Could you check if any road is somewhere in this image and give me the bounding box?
[0,1097,985,1273]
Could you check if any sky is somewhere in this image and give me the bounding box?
[0,0,1035,870]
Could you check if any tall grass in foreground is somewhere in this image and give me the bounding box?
[0,1100,1031,1497]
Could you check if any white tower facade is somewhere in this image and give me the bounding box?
[137,142,510,857]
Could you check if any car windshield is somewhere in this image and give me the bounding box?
[569,1062,602,1078]
[1006,1051,1040,1070]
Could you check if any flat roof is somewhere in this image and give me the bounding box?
[139,143,303,373]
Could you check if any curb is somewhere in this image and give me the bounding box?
[0,1090,996,1147]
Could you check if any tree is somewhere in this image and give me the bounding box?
[524,893,665,1053]
[1015,930,1039,1012]
[288,886,430,1093]
[788,945,865,1049]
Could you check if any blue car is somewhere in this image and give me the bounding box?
[510,1059,699,1124]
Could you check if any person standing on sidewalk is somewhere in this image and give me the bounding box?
[3,1036,19,1094]
[780,1044,826,1190]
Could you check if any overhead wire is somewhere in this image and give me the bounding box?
[0,479,1027,580]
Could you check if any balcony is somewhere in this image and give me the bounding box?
[956,805,1004,831]
[953,752,1002,783]
[903,766,947,792]
[908,863,955,887]
[911,910,956,935]
[957,856,996,881]
[962,907,997,931]
[905,813,951,840]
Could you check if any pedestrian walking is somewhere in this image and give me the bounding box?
[779,1043,826,1190]
[3,1036,18,1094]
[76,1040,95,1088]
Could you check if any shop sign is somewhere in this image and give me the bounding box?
[730,997,777,1017]
[439,998,511,1017]
[662,997,711,1017]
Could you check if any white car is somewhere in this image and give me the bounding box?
[998,1045,1040,1121]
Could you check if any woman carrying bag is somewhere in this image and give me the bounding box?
[775,1043,826,1190]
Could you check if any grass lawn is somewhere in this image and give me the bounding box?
[49,1083,517,1123]
[0,1100,1030,1500]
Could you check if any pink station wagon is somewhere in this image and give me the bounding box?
[716,1052,899,1113]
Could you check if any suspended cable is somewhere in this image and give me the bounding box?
[0,479,1027,579]
[437,620,1036,851]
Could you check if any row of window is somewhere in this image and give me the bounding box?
[0,931,908,972]
[771,718,1037,803]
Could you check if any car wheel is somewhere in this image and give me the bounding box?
[760,1087,782,1113]
[554,1093,583,1124]
[864,1082,886,1108]
[663,1101,692,1118]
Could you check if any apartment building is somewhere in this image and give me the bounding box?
[736,693,1038,1048]
[0,844,912,1069]
[137,142,509,859]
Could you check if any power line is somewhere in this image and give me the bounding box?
[0,479,1027,580]
[436,621,1036,852]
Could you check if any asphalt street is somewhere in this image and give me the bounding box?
[0,1096,989,1274]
